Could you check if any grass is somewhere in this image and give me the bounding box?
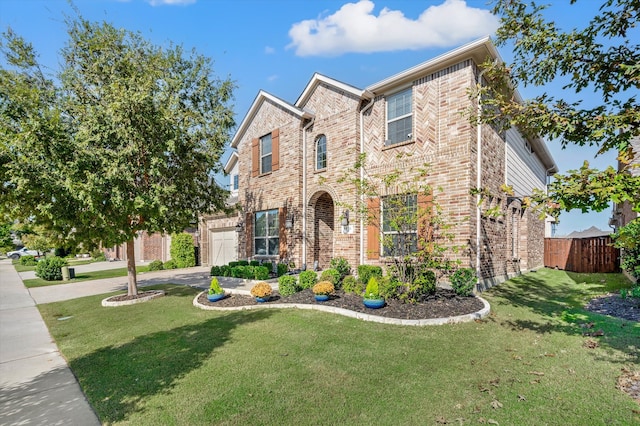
[23,265,151,288]
[13,258,99,272]
[38,268,639,425]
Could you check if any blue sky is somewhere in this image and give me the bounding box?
[0,0,621,235]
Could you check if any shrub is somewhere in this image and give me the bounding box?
[379,277,405,300]
[320,268,340,287]
[170,233,195,268]
[329,257,351,280]
[35,256,67,281]
[613,218,640,280]
[250,282,272,298]
[148,260,164,271]
[450,268,476,296]
[364,276,381,299]
[254,265,270,280]
[277,263,288,277]
[312,281,335,296]
[19,255,38,266]
[208,277,224,295]
[163,259,178,269]
[231,266,244,278]
[278,275,299,297]
[238,260,249,266]
[415,270,436,296]
[228,261,240,268]
[298,270,318,290]
[357,265,383,285]
[342,275,363,295]
[220,265,232,277]
[249,260,260,266]
[90,249,106,261]
[210,265,222,276]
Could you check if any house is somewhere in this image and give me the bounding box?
[201,37,558,290]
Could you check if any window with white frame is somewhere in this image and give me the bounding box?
[260,133,272,174]
[386,87,413,145]
[315,135,327,170]
[232,174,239,191]
[254,209,279,256]
[382,194,418,256]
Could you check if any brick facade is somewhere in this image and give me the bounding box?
[202,39,556,289]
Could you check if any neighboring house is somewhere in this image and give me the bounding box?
[104,230,199,263]
[201,37,558,289]
[611,135,640,229]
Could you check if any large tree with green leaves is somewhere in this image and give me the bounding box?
[475,0,640,217]
[0,16,235,295]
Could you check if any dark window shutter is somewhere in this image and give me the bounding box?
[252,138,259,177]
[245,212,253,258]
[367,197,380,260]
[279,207,287,259]
[272,128,280,171]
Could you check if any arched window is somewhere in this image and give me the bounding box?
[315,135,327,170]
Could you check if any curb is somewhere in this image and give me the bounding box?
[192,290,490,326]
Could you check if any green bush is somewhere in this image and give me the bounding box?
[163,259,178,269]
[231,266,244,278]
[450,268,476,296]
[342,275,363,295]
[254,266,270,280]
[228,261,240,268]
[613,218,640,280]
[238,260,249,266]
[329,257,351,280]
[357,265,383,285]
[208,277,224,295]
[278,275,299,297]
[148,260,164,271]
[220,265,232,277]
[299,270,318,290]
[249,260,260,267]
[364,276,381,299]
[90,249,107,261]
[19,255,38,266]
[277,263,288,277]
[170,233,195,268]
[35,256,68,281]
[379,277,405,300]
[416,270,436,296]
[210,265,222,276]
[320,268,341,287]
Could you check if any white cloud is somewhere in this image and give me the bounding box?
[267,75,278,82]
[287,0,499,57]
[147,0,196,6]
[265,46,276,55]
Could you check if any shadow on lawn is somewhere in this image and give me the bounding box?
[484,269,639,361]
[69,298,274,423]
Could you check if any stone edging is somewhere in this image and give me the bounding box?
[192,290,490,326]
[102,290,166,307]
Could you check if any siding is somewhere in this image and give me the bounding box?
[505,127,547,196]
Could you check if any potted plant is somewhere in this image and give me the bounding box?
[312,281,334,302]
[207,277,226,302]
[363,276,385,309]
[250,281,273,302]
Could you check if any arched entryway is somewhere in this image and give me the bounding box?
[309,191,335,269]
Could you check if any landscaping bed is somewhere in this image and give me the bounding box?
[197,287,486,320]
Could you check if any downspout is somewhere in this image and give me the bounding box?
[302,118,315,268]
[359,97,375,266]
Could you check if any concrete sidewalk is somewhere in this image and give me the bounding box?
[0,259,101,425]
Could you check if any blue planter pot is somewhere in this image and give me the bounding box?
[255,296,270,303]
[363,298,385,309]
[207,293,225,302]
[315,294,330,302]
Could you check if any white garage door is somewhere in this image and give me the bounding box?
[209,230,237,266]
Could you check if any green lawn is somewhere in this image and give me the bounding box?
[38,268,639,425]
[13,258,100,273]
[23,265,151,288]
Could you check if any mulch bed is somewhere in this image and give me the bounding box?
[584,293,640,323]
[197,288,486,320]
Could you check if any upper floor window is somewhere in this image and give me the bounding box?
[315,135,327,170]
[381,193,417,256]
[260,133,272,174]
[232,174,239,191]
[386,88,413,145]
[254,209,279,256]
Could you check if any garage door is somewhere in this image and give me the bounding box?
[209,230,238,266]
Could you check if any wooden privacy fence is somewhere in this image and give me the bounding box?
[544,236,619,273]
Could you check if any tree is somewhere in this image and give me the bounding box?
[0,16,235,295]
[0,221,13,254]
[474,0,640,219]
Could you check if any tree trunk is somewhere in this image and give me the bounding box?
[126,238,138,296]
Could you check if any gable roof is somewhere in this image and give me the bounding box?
[231,90,314,148]
[224,151,239,174]
[295,73,373,108]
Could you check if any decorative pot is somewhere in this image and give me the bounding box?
[363,298,385,309]
[255,296,270,303]
[207,293,225,302]
[314,294,330,302]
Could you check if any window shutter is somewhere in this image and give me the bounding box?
[245,212,253,258]
[417,193,433,250]
[279,207,287,259]
[252,138,259,177]
[271,128,280,171]
[367,197,380,260]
